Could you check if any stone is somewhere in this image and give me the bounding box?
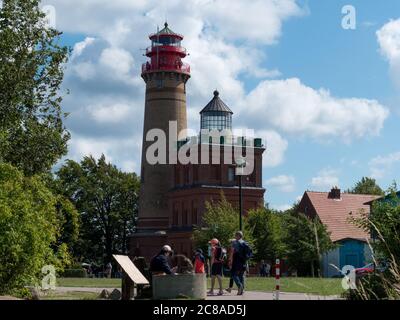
[98,289,110,299]
[152,273,207,300]
[109,289,122,300]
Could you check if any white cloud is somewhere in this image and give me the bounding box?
[88,103,132,124]
[377,19,400,88]
[241,78,389,142]
[266,175,295,193]
[311,168,340,190]
[256,130,288,168]
[99,47,134,76]
[34,0,388,176]
[270,204,292,212]
[369,151,400,179]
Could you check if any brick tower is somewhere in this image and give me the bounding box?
[131,23,191,256]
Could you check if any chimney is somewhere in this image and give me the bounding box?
[329,186,341,199]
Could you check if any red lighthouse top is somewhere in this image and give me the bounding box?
[142,23,190,76]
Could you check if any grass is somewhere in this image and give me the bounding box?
[57,277,121,288]
[40,291,99,300]
[208,277,345,296]
[57,276,343,296]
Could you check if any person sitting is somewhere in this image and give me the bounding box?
[150,245,177,275]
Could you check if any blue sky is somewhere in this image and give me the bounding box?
[46,0,400,210]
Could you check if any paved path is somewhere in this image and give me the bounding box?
[207,290,340,300]
[54,287,339,300]
[55,287,119,293]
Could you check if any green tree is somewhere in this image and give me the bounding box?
[348,177,384,196]
[193,194,254,256]
[284,212,335,277]
[0,0,70,176]
[55,155,140,265]
[247,207,286,263]
[0,163,70,294]
[348,192,400,299]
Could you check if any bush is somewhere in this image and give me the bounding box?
[61,268,88,278]
[0,163,61,294]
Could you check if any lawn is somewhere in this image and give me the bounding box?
[40,291,99,300]
[57,276,344,296]
[57,277,121,288]
[208,277,344,296]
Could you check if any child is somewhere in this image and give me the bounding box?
[194,249,205,274]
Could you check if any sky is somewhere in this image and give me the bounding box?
[39,0,400,210]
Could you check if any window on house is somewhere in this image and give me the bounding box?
[156,79,163,88]
[228,167,235,182]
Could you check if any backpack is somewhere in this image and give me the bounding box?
[215,246,227,263]
[238,241,253,262]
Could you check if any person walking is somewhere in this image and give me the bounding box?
[105,262,113,278]
[226,239,236,293]
[229,231,253,295]
[207,238,225,296]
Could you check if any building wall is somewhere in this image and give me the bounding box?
[322,239,368,277]
[322,248,340,277]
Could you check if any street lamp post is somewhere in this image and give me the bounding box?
[239,174,243,231]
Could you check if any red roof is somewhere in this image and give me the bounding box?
[304,192,380,242]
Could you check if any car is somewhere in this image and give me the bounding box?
[355,262,388,276]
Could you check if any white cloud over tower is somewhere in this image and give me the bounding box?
[41,0,389,173]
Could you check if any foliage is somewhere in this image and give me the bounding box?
[284,212,336,277]
[55,155,140,265]
[0,163,69,294]
[193,194,254,256]
[0,0,70,176]
[61,268,88,278]
[348,192,400,299]
[347,177,384,196]
[247,207,286,262]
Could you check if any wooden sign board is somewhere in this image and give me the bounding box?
[113,255,149,285]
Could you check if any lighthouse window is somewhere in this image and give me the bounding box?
[156,79,164,88]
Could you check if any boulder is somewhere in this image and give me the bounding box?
[109,289,121,300]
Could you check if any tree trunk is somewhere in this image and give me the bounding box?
[311,261,315,278]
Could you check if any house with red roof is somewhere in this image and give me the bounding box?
[298,187,380,277]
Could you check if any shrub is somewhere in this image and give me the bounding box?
[61,268,88,278]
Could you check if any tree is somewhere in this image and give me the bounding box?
[55,155,140,265]
[348,192,400,299]
[348,177,384,196]
[193,194,254,256]
[0,0,70,176]
[247,207,286,263]
[284,212,335,277]
[0,163,70,294]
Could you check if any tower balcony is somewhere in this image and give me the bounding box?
[146,45,187,57]
[141,61,191,75]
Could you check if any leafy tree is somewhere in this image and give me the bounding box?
[348,192,400,299]
[284,212,335,277]
[348,177,384,196]
[247,207,286,263]
[55,155,140,265]
[0,163,70,294]
[193,194,254,256]
[0,0,70,176]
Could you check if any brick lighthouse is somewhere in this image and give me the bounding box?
[130,24,265,261]
[130,23,191,256]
